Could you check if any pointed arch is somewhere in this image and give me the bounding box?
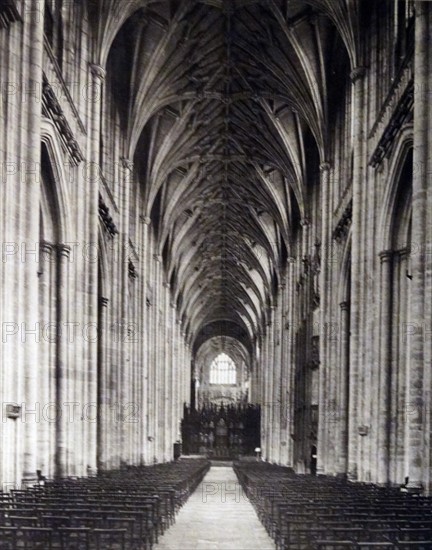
[378,124,413,252]
[376,125,413,486]
[40,118,73,245]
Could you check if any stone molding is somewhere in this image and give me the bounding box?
[333,201,352,243]
[99,195,119,237]
[42,74,84,165]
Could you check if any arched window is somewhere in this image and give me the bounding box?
[209,353,236,385]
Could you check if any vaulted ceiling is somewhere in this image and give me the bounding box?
[97,0,361,356]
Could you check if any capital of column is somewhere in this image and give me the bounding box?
[319,162,331,173]
[350,66,367,83]
[153,254,162,263]
[57,244,71,259]
[89,63,106,81]
[379,249,393,263]
[266,306,275,326]
[340,301,350,311]
[40,240,54,255]
[163,282,170,289]
[397,247,409,259]
[300,218,310,227]
[141,215,151,225]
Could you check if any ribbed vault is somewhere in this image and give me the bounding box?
[99,0,359,353]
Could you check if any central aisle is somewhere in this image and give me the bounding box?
[155,465,275,550]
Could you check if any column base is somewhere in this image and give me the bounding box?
[403,481,423,495]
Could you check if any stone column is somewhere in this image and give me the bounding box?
[348,66,367,481]
[405,1,430,492]
[158,279,166,461]
[176,320,183,439]
[254,355,260,405]
[267,307,275,460]
[55,244,71,478]
[273,288,284,463]
[318,162,331,475]
[279,280,289,465]
[21,0,44,486]
[97,296,109,471]
[121,159,134,464]
[38,242,55,478]
[261,330,268,459]
[285,258,296,467]
[185,341,192,405]
[338,301,350,477]
[254,354,261,405]
[396,250,409,482]
[87,63,106,474]
[170,302,178,458]
[251,343,256,404]
[377,250,393,484]
[180,329,186,408]
[162,282,171,461]
[178,332,183,442]
[148,243,156,464]
[140,217,151,464]
[154,254,162,461]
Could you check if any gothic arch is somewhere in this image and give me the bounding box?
[376,127,413,486]
[38,121,76,478]
[40,119,73,244]
[378,125,413,252]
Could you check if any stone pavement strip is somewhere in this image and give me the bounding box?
[154,466,275,550]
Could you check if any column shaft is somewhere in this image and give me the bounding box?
[406,1,430,491]
[348,67,367,480]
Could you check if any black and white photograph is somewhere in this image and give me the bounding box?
[0,0,429,548]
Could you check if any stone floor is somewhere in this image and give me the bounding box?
[154,466,275,550]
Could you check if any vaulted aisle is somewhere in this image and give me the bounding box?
[155,465,275,550]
